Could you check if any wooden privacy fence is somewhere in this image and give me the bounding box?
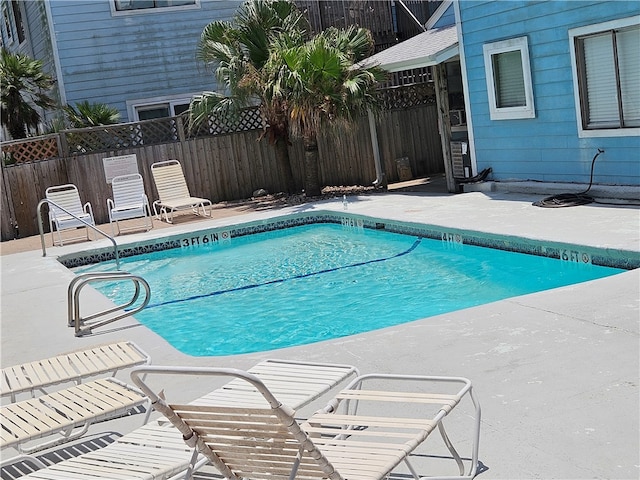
[1,83,443,241]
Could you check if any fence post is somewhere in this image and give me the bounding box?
[58,131,69,157]
[0,160,18,240]
[177,116,186,143]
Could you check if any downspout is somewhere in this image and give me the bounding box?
[368,109,386,189]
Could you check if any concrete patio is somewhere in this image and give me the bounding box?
[1,185,638,479]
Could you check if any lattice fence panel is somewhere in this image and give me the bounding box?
[136,117,180,144]
[1,136,59,164]
[64,124,143,155]
[187,84,432,139]
[62,117,182,155]
[379,83,436,110]
[382,67,432,88]
[3,85,434,162]
[188,106,264,139]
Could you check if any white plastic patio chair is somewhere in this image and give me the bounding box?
[106,173,153,235]
[45,184,95,246]
[150,160,212,223]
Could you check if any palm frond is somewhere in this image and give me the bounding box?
[1,48,56,138]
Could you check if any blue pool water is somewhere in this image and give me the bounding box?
[76,224,624,356]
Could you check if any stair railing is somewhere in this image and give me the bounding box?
[68,272,150,336]
[37,199,120,269]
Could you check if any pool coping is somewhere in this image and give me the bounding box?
[58,210,640,270]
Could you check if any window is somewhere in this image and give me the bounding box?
[113,0,196,12]
[132,101,190,121]
[2,6,12,43]
[570,17,639,137]
[127,98,191,143]
[10,1,24,43]
[1,1,23,45]
[483,36,535,120]
[137,105,170,121]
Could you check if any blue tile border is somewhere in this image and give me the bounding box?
[58,211,640,270]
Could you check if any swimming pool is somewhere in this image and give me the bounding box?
[75,219,626,356]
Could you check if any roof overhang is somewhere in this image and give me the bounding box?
[359,24,459,72]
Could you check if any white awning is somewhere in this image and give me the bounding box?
[359,24,459,72]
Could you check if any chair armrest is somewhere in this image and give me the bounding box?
[319,374,475,417]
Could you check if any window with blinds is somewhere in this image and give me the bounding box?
[493,50,526,108]
[570,17,639,137]
[576,25,640,129]
[483,36,535,120]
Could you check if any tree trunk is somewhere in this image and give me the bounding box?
[303,134,321,197]
[274,139,296,194]
[8,120,26,140]
[264,110,296,194]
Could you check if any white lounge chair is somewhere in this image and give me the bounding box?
[0,377,149,453]
[1,341,150,403]
[106,173,153,235]
[14,359,359,480]
[150,160,212,223]
[45,184,95,246]
[14,420,196,480]
[131,367,482,480]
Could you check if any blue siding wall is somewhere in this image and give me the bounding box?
[23,2,51,70]
[459,1,640,186]
[433,3,455,28]
[48,0,241,121]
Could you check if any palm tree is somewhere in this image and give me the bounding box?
[64,100,120,128]
[191,0,308,193]
[279,26,386,196]
[0,48,56,139]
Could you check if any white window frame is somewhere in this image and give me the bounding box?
[483,36,535,120]
[127,94,193,121]
[569,15,640,138]
[110,0,199,17]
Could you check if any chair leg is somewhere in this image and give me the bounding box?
[164,207,173,224]
[54,228,63,247]
[50,220,60,246]
[147,205,154,230]
[437,421,465,475]
[152,201,161,220]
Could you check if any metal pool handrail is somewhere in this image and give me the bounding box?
[37,198,120,269]
[68,272,151,336]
